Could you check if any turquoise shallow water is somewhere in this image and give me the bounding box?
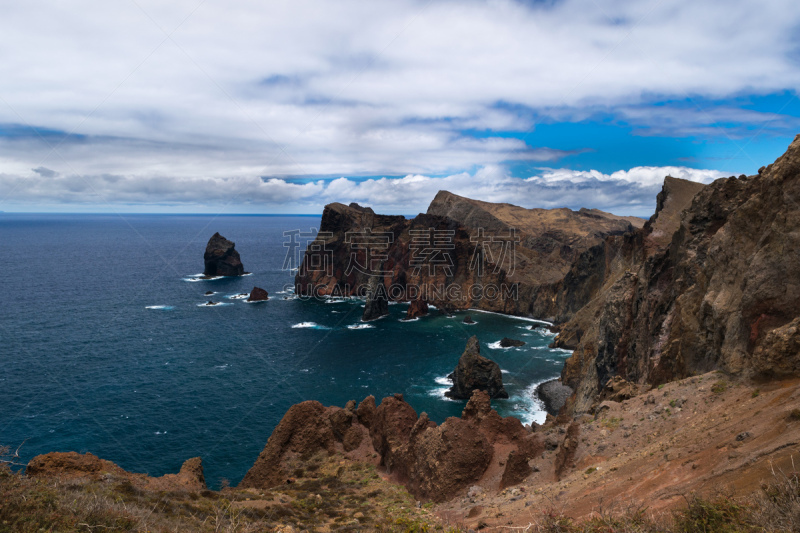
[0,213,569,487]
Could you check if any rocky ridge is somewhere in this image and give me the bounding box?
[240,390,538,503]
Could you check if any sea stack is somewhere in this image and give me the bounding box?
[362,275,389,321]
[446,336,508,399]
[203,233,245,277]
[247,287,269,302]
[406,298,428,319]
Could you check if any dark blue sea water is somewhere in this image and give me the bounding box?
[0,213,570,488]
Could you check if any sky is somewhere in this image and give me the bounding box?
[1,0,799,216]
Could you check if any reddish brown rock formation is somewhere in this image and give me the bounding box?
[369,395,419,473]
[554,422,580,480]
[499,449,533,489]
[26,452,206,492]
[295,194,642,316]
[403,416,493,501]
[247,286,268,301]
[406,298,428,319]
[240,390,542,502]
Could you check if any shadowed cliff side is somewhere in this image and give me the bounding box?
[558,136,800,415]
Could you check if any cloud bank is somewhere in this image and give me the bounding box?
[0,164,726,217]
[0,0,797,212]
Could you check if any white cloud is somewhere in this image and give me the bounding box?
[0,164,726,217]
[0,0,797,193]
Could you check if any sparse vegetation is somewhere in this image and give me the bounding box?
[600,417,622,431]
[751,389,760,398]
[0,449,451,532]
[711,381,728,394]
[527,481,800,533]
[790,409,800,421]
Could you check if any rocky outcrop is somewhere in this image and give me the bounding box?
[554,422,580,480]
[240,400,372,489]
[241,390,542,502]
[406,298,428,319]
[446,336,508,400]
[362,275,389,321]
[26,452,206,492]
[463,315,475,324]
[247,287,268,301]
[295,194,642,317]
[536,379,574,416]
[203,233,245,277]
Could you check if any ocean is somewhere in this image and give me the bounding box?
[0,213,570,488]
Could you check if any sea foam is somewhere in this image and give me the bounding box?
[347,323,375,330]
[291,322,330,330]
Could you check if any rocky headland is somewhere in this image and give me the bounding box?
[295,191,643,316]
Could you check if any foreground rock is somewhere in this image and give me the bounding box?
[362,275,389,321]
[26,452,206,491]
[203,232,245,277]
[446,336,508,399]
[247,286,269,302]
[241,389,542,502]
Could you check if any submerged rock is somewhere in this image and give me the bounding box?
[203,233,245,277]
[500,337,525,347]
[446,336,508,400]
[247,287,269,302]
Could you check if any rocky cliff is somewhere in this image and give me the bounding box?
[558,137,800,414]
[295,193,642,317]
[240,390,542,503]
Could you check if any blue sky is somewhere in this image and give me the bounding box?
[1,0,799,216]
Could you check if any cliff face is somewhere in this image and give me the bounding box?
[560,137,800,414]
[295,194,642,316]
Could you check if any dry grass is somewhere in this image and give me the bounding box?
[0,448,457,532]
[3,443,800,533]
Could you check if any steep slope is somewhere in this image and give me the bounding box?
[559,136,800,414]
